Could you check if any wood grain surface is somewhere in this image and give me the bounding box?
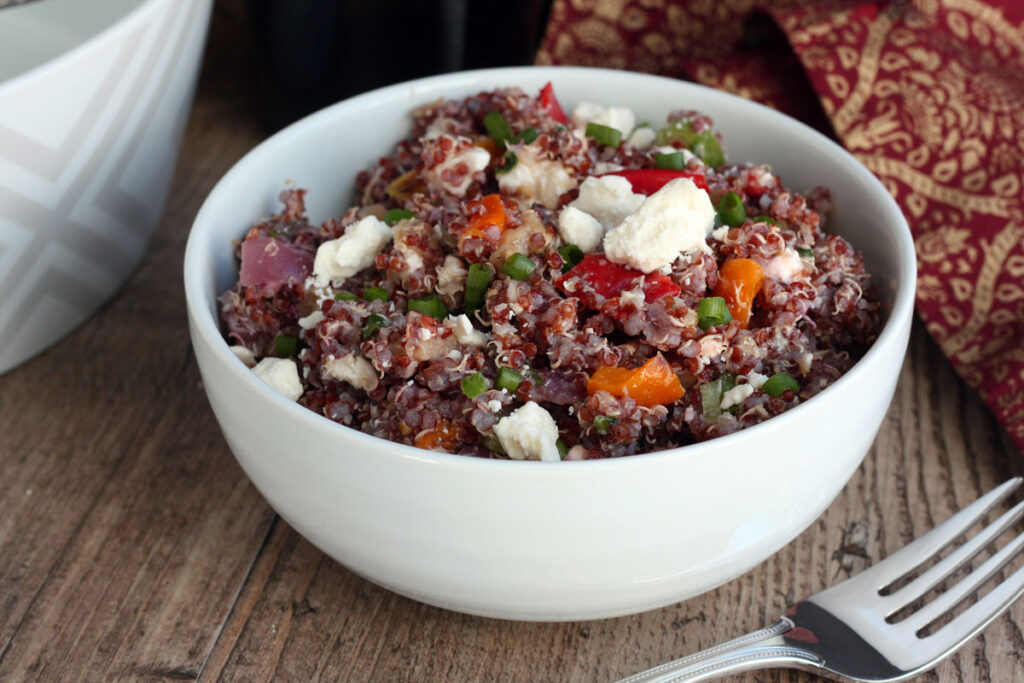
[1,4,1022,681]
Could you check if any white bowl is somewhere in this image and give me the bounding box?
[0,0,213,373]
[185,66,916,621]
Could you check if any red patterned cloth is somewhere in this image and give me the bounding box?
[538,0,1024,453]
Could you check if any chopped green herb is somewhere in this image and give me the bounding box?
[557,244,584,272]
[382,208,415,226]
[761,372,800,397]
[266,229,279,237]
[273,335,300,357]
[593,415,618,435]
[496,150,518,174]
[753,215,777,225]
[654,151,687,170]
[483,110,513,145]
[697,297,732,330]
[408,295,449,319]
[495,367,523,393]
[512,127,539,144]
[796,247,814,258]
[361,313,388,340]
[502,253,537,281]
[717,191,746,228]
[362,287,389,302]
[585,122,622,148]
[461,372,490,399]
[691,130,725,167]
[334,291,360,301]
[556,439,569,459]
[464,263,493,314]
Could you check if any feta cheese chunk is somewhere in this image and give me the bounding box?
[421,135,491,196]
[570,175,645,231]
[448,314,487,347]
[747,372,770,390]
[763,248,805,283]
[298,310,325,330]
[252,357,303,401]
[498,143,577,209]
[571,102,636,140]
[720,383,754,411]
[627,125,656,149]
[602,177,715,273]
[323,353,379,392]
[493,401,561,462]
[313,215,392,284]
[557,206,604,253]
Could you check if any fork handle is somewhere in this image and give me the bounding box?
[616,619,825,682]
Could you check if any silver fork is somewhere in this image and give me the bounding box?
[619,477,1024,682]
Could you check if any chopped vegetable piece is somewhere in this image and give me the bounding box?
[719,371,736,394]
[761,372,800,397]
[461,372,490,399]
[697,297,732,329]
[593,415,618,434]
[382,208,415,226]
[482,110,513,145]
[717,192,746,227]
[555,254,680,304]
[699,380,723,419]
[482,434,506,455]
[655,119,698,147]
[712,258,765,328]
[585,122,622,148]
[557,244,584,272]
[502,253,537,281]
[797,247,814,258]
[274,335,300,357]
[753,215,777,225]
[512,127,539,144]
[600,168,708,193]
[586,354,684,407]
[496,150,517,174]
[363,286,388,302]
[414,419,458,451]
[362,313,388,340]
[460,193,507,247]
[691,130,725,167]
[464,263,493,314]
[556,439,569,459]
[496,367,523,393]
[408,295,449,319]
[654,151,687,170]
[334,291,360,301]
[538,82,568,123]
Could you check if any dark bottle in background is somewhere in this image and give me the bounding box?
[249,0,552,132]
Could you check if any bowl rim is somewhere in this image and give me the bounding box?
[184,65,917,473]
[0,0,169,94]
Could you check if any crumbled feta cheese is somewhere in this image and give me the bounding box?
[436,255,468,301]
[711,226,730,241]
[252,357,303,401]
[571,102,636,140]
[487,399,503,412]
[570,175,645,231]
[619,289,645,310]
[323,353,379,391]
[424,136,490,196]
[313,215,392,284]
[557,206,604,253]
[764,248,805,283]
[230,345,257,367]
[720,383,754,411]
[298,310,324,330]
[498,143,577,209]
[449,314,487,347]
[493,401,561,462]
[627,126,656,149]
[747,372,770,390]
[603,178,716,273]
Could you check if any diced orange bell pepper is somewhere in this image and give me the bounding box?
[414,419,459,452]
[713,258,765,328]
[459,193,507,247]
[586,354,684,408]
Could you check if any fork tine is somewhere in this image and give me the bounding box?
[886,499,1024,613]
[914,563,1024,661]
[857,478,1022,590]
[902,527,1024,634]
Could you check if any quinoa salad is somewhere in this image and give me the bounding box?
[220,82,882,461]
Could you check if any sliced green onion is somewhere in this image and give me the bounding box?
[556,439,569,459]
[558,244,584,272]
[691,130,725,167]
[382,208,414,226]
[593,415,618,435]
[655,120,697,147]
[496,150,517,175]
[761,372,800,397]
[699,380,723,419]
[363,286,389,302]
[464,263,493,314]
[654,151,687,170]
[717,192,746,228]
[796,247,814,258]
[753,215,777,225]
[512,127,539,144]
[585,122,622,148]
[408,295,449,319]
[274,335,300,357]
[361,313,388,340]
[495,367,523,393]
[483,110,513,145]
[334,291,360,301]
[697,297,732,330]
[461,372,490,399]
[502,253,536,281]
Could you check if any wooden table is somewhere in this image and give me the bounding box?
[2,5,1022,681]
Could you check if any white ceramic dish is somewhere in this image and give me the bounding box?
[0,0,213,373]
[185,66,916,621]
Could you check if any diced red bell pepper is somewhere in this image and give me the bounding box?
[555,254,680,304]
[600,169,708,194]
[538,82,568,124]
